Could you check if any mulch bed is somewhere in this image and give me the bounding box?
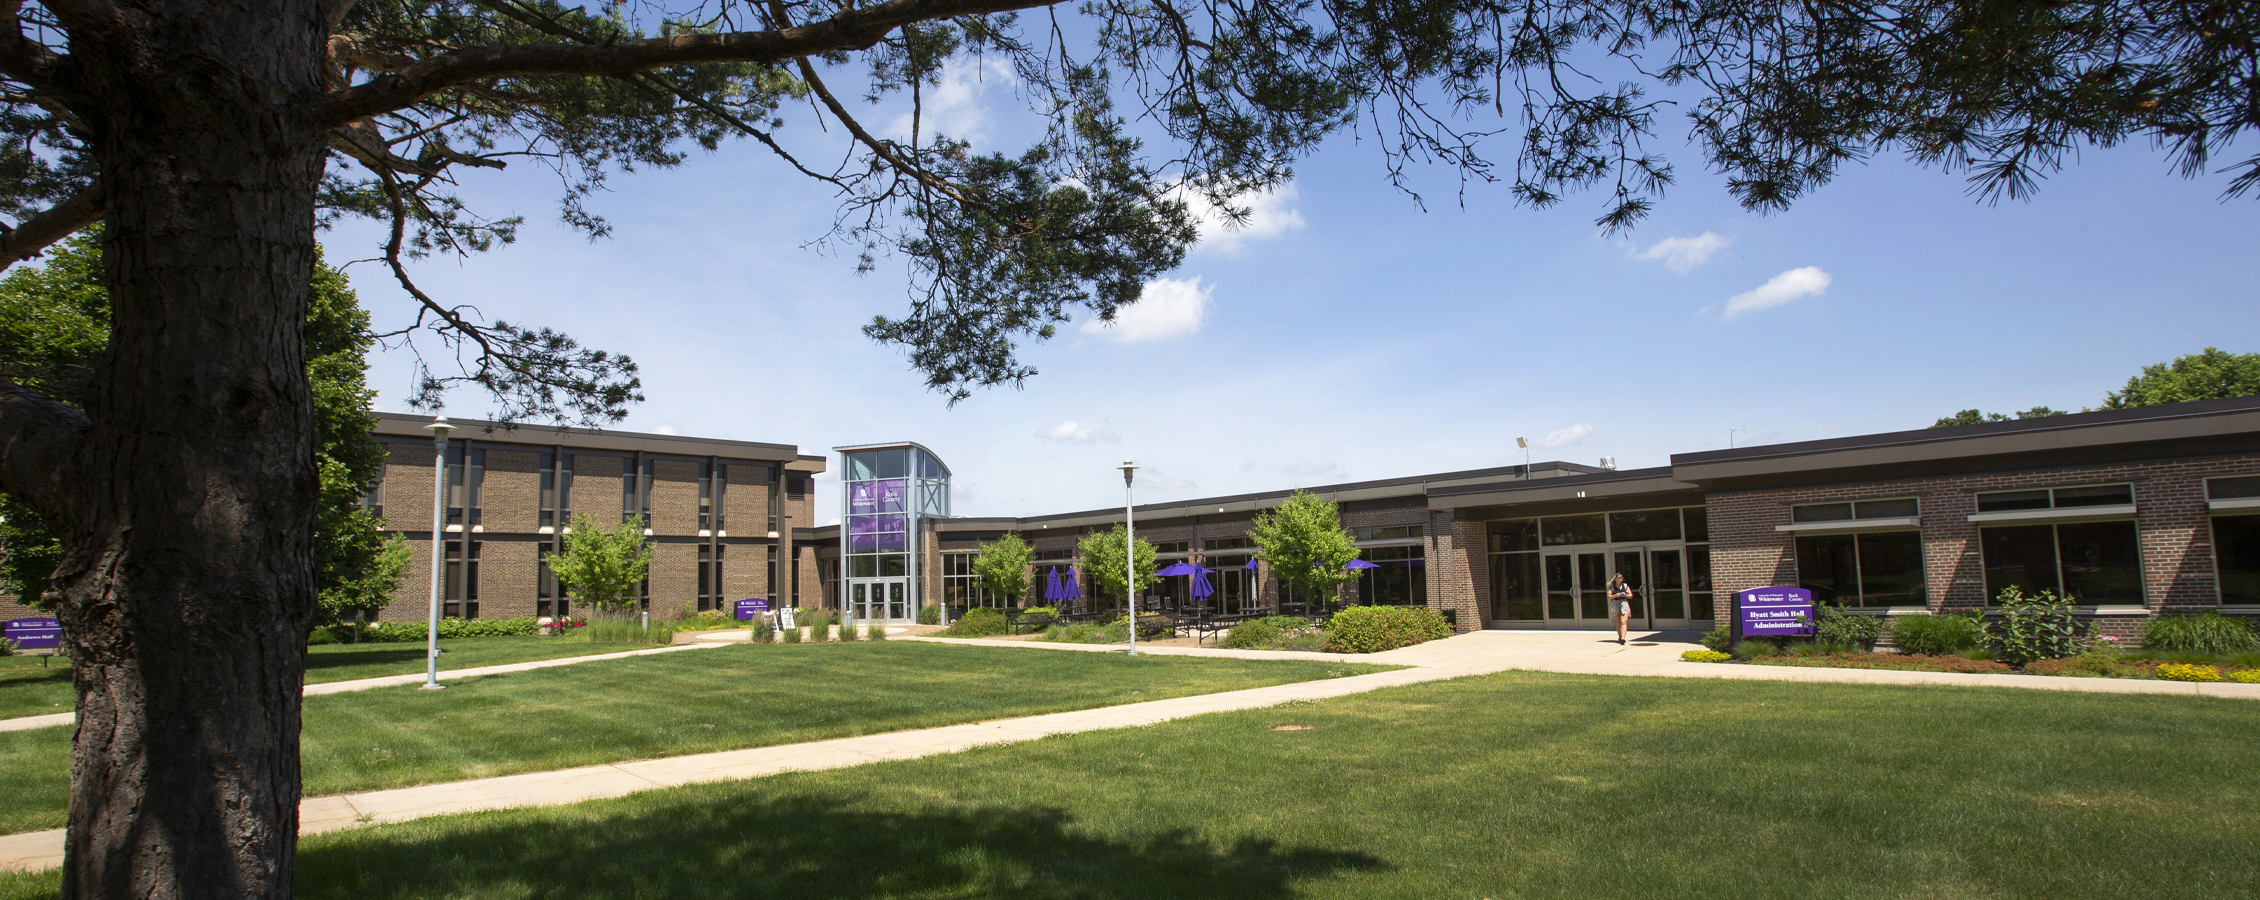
[1744,653,2012,674]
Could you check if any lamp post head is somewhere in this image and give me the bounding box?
[1118,460,1137,487]
[425,415,454,442]
[1515,436,1528,449]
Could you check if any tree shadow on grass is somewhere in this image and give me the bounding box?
[304,646,432,675]
[298,789,1388,899]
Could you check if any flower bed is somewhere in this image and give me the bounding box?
[1744,652,2012,674]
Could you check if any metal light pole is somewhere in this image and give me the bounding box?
[421,416,454,691]
[1119,460,1138,656]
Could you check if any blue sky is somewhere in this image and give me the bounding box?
[328,57,2259,522]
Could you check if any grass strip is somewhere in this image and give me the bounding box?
[11,669,2250,900]
[0,636,675,721]
[0,642,1387,835]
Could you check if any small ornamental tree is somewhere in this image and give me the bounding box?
[549,513,653,615]
[972,532,1035,607]
[1078,524,1156,606]
[1250,491,1360,606]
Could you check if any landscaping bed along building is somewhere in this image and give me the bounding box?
[1680,599,2260,684]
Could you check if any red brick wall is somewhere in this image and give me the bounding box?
[480,449,542,532]
[1705,452,2260,630]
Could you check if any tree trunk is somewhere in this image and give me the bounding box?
[43,5,332,897]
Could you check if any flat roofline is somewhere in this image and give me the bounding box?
[372,411,813,465]
[831,441,953,478]
[1671,395,2260,469]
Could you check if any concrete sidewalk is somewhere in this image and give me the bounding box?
[6,629,2255,873]
[0,642,720,734]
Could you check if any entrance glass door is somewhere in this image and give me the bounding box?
[1611,550,1647,621]
[849,578,909,623]
[1647,548,1686,628]
[1577,552,1612,621]
[1544,554,1575,620]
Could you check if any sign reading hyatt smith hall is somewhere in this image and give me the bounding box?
[1736,587,1815,637]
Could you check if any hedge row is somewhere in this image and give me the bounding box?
[311,616,544,644]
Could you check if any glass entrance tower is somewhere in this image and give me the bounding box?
[834,442,950,624]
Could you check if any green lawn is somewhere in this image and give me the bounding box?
[6,671,2250,900]
[0,642,1385,835]
[0,635,672,721]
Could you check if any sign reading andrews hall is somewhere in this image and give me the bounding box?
[1736,586,1815,637]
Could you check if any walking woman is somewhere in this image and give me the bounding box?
[1607,573,1635,645]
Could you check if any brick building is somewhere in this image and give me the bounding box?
[20,398,2248,637]
[826,396,2260,639]
[364,413,829,622]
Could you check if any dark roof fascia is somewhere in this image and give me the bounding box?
[371,412,810,465]
[996,461,1610,529]
[1425,466,1699,510]
[1669,396,2260,488]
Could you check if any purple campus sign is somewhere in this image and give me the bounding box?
[735,598,769,620]
[3,618,60,649]
[1737,587,1815,637]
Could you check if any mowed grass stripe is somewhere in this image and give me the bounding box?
[4,671,2235,900]
[0,636,683,721]
[0,642,1387,835]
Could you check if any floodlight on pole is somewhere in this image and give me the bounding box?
[1118,460,1138,657]
[421,416,454,691]
[1515,436,1530,478]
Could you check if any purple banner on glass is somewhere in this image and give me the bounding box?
[735,598,769,620]
[1736,586,1815,637]
[3,618,60,649]
[847,531,907,552]
[848,514,906,535]
[849,479,908,515]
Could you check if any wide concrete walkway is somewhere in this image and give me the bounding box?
[5,628,2255,873]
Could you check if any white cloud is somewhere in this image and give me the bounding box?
[1037,420,1120,444]
[1634,232,1732,272]
[1142,473,1196,490]
[1081,276,1212,342]
[1723,266,1832,319]
[1537,423,1594,448]
[885,58,1013,145]
[1169,181,1306,256]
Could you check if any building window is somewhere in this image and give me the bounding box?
[1794,532,1925,607]
[1205,536,1251,551]
[1356,546,1425,606]
[1792,497,1920,523]
[1152,541,1191,555]
[699,463,715,531]
[1687,544,1713,621]
[446,445,485,527]
[1488,519,1542,620]
[1206,555,1258,614]
[942,552,1002,609]
[536,541,571,620]
[443,539,480,619]
[623,458,653,524]
[1356,525,1423,541]
[539,451,557,528]
[1981,521,2142,604]
[1540,514,1606,545]
[361,465,385,518]
[697,545,726,611]
[1975,484,2133,513]
[1606,510,1680,542]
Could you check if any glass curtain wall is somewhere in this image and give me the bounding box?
[1487,506,1710,627]
[839,444,951,623]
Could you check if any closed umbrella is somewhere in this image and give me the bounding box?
[1043,567,1062,604]
[1063,566,1082,603]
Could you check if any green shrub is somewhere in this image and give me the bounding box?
[866,624,887,641]
[836,622,857,642]
[681,609,734,629]
[2142,612,2260,655]
[306,625,342,646]
[1040,620,1130,644]
[800,608,832,634]
[945,607,1009,637]
[750,618,774,643]
[1682,649,1731,662]
[1889,612,1987,656]
[781,624,802,643]
[917,605,940,625]
[1804,604,1882,651]
[1222,618,1283,649]
[0,636,19,656]
[1732,639,1781,659]
[1322,606,1451,654]
[1700,627,1735,653]
[345,616,544,643]
[1991,588,2083,666]
[1784,640,1821,657]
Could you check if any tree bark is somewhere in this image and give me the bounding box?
[28,3,332,897]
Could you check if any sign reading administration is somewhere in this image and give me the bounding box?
[1736,586,1815,637]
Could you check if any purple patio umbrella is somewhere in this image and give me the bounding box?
[1062,566,1082,602]
[1345,559,1380,571]
[1188,567,1215,603]
[1043,567,1062,604]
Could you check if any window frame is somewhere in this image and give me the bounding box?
[1977,519,2145,607]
